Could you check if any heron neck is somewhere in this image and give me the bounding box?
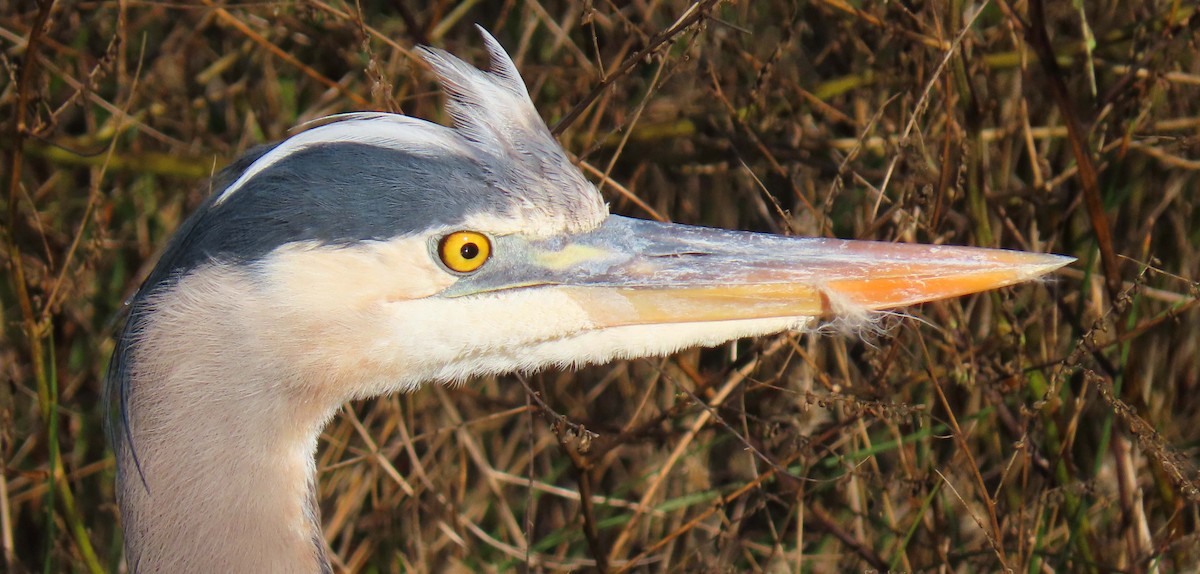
[116,271,336,572]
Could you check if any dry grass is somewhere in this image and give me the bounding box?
[3,1,1200,572]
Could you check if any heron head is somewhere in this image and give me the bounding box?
[115,27,1070,417]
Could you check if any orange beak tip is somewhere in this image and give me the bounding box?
[825,250,1074,311]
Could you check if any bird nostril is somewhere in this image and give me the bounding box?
[649,251,710,259]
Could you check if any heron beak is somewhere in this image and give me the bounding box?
[447,215,1073,328]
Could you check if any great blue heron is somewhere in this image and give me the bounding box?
[107,28,1070,572]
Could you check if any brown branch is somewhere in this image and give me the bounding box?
[614,447,890,573]
[1022,0,1122,302]
[202,0,371,108]
[918,337,1011,569]
[515,375,607,571]
[4,3,105,572]
[550,0,721,135]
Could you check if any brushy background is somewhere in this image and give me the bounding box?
[3,1,1199,572]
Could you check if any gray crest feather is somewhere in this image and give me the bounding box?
[416,26,606,233]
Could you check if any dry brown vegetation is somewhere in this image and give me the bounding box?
[4,1,1200,572]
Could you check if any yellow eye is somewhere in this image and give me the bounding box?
[438,231,492,273]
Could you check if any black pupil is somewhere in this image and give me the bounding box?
[460,242,480,260]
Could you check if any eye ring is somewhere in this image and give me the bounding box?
[438,231,492,273]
